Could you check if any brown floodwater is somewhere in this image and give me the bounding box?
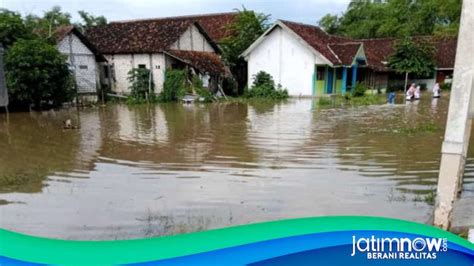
[0,94,473,240]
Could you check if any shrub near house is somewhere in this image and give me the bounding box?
[5,39,74,109]
[245,71,288,100]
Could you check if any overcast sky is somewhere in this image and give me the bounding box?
[1,0,349,25]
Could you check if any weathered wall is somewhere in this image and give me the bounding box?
[246,26,327,96]
[170,24,215,52]
[105,53,166,94]
[57,34,98,94]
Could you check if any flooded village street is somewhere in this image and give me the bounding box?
[1,95,473,240]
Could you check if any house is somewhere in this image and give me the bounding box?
[54,26,106,102]
[242,20,368,96]
[360,37,457,91]
[85,13,237,95]
[242,20,457,96]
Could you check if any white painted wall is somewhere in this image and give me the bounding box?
[105,24,218,95]
[57,33,97,94]
[105,53,166,94]
[246,26,327,96]
[170,24,215,52]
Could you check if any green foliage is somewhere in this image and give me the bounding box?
[245,71,289,100]
[127,68,154,102]
[25,6,71,38]
[351,82,368,97]
[221,7,270,68]
[5,39,74,108]
[347,94,384,106]
[76,11,107,32]
[397,122,440,134]
[317,97,333,107]
[319,0,462,38]
[160,69,186,102]
[440,82,451,91]
[191,76,214,103]
[0,9,31,48]
[388,38,436,77]
[223,77,238,96]
[318,14,340,35]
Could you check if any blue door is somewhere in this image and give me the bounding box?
[326,67,334,94]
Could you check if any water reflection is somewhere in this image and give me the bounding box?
[0,95,472,239]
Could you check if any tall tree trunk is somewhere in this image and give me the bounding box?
[404,72,409,102]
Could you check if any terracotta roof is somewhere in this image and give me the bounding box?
[188,13,237,42]
[53,25,75,43]
[360,38,395,71]
[166,49,226,75]
[328,43,362,66]
[361,36,458,71]
[280,20,358,65]
[86,20,195,54]
[53,26,106,62]
[85,13,232,54]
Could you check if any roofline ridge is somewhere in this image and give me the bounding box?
[109,12,238,24]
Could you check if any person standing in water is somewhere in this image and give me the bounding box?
[406,83,416,101]
[414,85,421,100]
[432,83,441,98]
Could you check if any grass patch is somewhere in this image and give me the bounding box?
[413,190,436,205]
[397,122,440,134]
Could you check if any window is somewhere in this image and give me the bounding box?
[78,65,88,70]
[316,66,325,80]
[138,64,147,69]
[103,65,109,78]
[336,68,343,80]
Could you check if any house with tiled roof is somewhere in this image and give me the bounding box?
[242,20,457,96]
[85,13,237,95]
[54,25,106,102]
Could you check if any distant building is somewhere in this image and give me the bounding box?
[54,26,106,103]
[242,20,457,96]
[85,13,237,95]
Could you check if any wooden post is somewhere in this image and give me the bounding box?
[434,0,474,229]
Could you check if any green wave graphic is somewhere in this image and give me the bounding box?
[1,216,472,265]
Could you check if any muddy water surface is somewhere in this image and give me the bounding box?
[0,95,473,240]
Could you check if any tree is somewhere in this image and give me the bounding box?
[76,11,107,32]
[319,0,462,38]
[160,69,186,102]
[5,39,74,109]
[318,14,340,34]
[220,7,270,93]
[0,9,30,48]
[127,68,154,101]
[388,37,436,97]
[25,6,71,38]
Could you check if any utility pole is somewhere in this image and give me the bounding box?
[434,0,474,229]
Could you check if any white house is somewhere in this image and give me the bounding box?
[54,26,105,102]
[85,16,230,95]
[242,20,367,97]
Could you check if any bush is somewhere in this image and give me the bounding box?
[245,71,289,100]
[127,68,154,102]
[192,76,214,103]
[159,69,186,102]
[351,82,368,97]
[441,82,451,91]
[5,39,74,109]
